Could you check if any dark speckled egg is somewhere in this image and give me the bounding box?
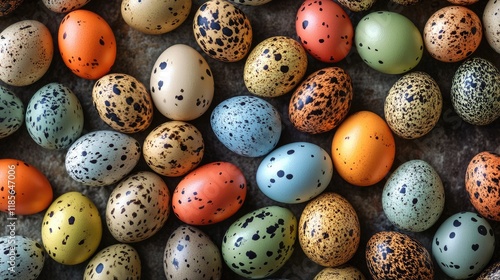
[477,261,500,279]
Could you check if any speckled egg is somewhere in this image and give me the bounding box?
[432,211,495,279]
[84,243,141,280]
[65,130,141,186]
[0,85,23,139]
[382,159,445,232]
[164,224,222,280]
[228,0,272,5]
[0,0,24,16]
[41,191,102,265]
[106,171,171,243]
[366,231,434,280]
[451,57,500,125]
[390,0,420,5]
[384,71,442,139]
[299,192,360,267]
[244,36,307,97]
[477,261,500,279]
[42,0,90,13]
[256,142,333,204]
[0,235,45,280]
[143,121,204,177]
[150,44,214,121]
[0,20,53,86]
[289,67,352,134]
[314,266,366,280]
[193,0,253,62]
[337,0,376,12]
[424,6,482,62]
[447,0,478,5]
[121,0,192,34]
[26,83,84,150]
[484,0,500,53]
[211,95,282,157]
[222,205,297,279]
[93,73,153,133]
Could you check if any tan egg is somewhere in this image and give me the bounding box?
[314,266,366,280]
[84,244,141,280]
[337,0,376,12]
[390,0,420,5]
[447,0,478,4]
[42,0,90,13]
[484,0,500,53]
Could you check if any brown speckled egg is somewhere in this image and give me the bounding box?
[298,192,360,267]
[390,0,421,5]
[314,266,366,280]
[447,0,478,4]
[465,151,500,221]
[424,6,482,62]
[0,0,23,16]
[477,261,500,279]
[84,244,141,280]
[244,36,307,97]
[336,0,375,12]
[384,71,442,139]
[42,0,90,13]
[366,231,434,280]
[289,67,353,134]
[484,0,500,53]
[193,0,252,62]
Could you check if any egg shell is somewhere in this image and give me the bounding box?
[382,159,445,232]
[355,11,423,74]
[65,130,141,187]
[432,211,495,279]
[299,192,360,267]
[193,0,253,62]
[211,95,282,157]
[228,0,272,5]
[106,171,171,243]
[295,0,353,62]
[423,6,482,63]
[93,73,153,133]
[477,261,500,280]
[0,235,45,280]
[84,243,141,280]
[121,0,192,34]
[42,0,90,13]
[447,0,478,4]
[172,162,246,225]
[314,266,366,280]
[243,36,307,98]
[337,0,376,12]
[164,224,221,279]
[41,191,102,265]
[26,83,84,150]
[484,0,500,53]
[366,231,434,280]
[256,142,333,204]
[289,67,353,134]
[389,0,420,5]
[331,111,396,187]
[58,9,116,79]
[143,121,204,177]
[384,71,442,139]
[451,57,500,125]
[0,0,24,16]
[0,159,53,215]
[0,85,24,139]
[0,20,53,86]
[150,44,214,121]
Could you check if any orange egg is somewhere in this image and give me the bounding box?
[58,9,116,80]
[0,159,53,215]
[331,111,395,186]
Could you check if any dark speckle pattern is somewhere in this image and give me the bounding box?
[0,235,45,280]
[0,86,24,139]
[84,244,141,280]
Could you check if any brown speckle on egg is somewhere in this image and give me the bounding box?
[477,261,500,279]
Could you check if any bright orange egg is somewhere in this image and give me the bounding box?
[331,111,395,186]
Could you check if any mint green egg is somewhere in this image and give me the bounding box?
[0,85,24,139]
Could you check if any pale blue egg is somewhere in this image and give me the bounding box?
[0,235,45,280]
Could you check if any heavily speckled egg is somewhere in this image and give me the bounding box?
[423,6,482,63]
[121,0,192,34]
[244,36,307,97]
[228,0,272,5]
[150,44,214,120]
[337,0,375,12]
[41,191,102,265]
[382,159,445,232]
[0,20,53,86]
[222,205,297,279]
[26,83,84,150]
[366,231,434,280]
[106,171,171,243]
[314,266,366,280]
[193,0,252,62]
[65,130,141,186]
[0,86,23,139]
[384,71,442,139]
[42,0,90,13]
[211,95,282,157]
[451,57,500,125]
[465,151,500,221]
[432,211,495,279]
[477,261,500,279]
[93,73,153,133]
[299,192,360,267]
[172,162,246,225]
[0,0,24,16]
[331,111,396,187]
[295,0,353,63]
[390,0,420,5]
[0,235,45,280]
[289,67,353,134]
[256,142,333,204]
[58,9,116,79]
[484,0,500,53]
[355,11,423,74]
[164,224,222,280]
[84,243,141,280]
[143,121,204,177]
[447,0,478,5]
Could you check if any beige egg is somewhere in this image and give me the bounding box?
[42,0,90,13]
[484,0,500,53]
[337,0,376,12]
[84,244,141,280]
[314,266,366,280]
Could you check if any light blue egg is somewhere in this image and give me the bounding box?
[0,85,24,139]
[0,235,45,280]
